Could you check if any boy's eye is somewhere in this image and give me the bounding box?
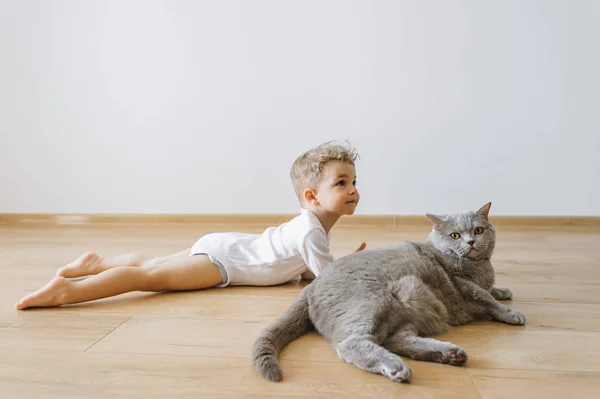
[353,180,357,186]
[336,180,345,186]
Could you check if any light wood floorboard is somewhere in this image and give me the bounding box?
[1,221,599,398]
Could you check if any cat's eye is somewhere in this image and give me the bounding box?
[450,232,461,240]
[474,227,484,235]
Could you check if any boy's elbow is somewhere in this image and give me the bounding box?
[301,270,316,280]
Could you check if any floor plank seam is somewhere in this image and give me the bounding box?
[496,281,600,285]
[78,350,600,374]
[53,314,278,322]
[464,367,600,375]
[507,300,600,305]
[465,369,484,399]
[84,316,132,352]
[40,312,600,334]
[9,345,600,376]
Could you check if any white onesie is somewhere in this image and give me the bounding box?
[189,208,334,287]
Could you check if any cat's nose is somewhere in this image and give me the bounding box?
[468,240,475,246]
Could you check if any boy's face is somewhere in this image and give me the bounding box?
[312,160,359,216]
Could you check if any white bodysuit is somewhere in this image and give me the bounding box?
[189,208,334,287]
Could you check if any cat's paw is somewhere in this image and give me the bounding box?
[381,358,412,383]
[439,346,468,366]
[492,287,513,300]
[504,308,526,325]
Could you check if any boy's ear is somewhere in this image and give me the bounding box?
[303,188,318,204]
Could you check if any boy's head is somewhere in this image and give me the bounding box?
[290,140,360,215]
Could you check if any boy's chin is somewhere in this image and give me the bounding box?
[342,206,357,215]
[326,203,357,216]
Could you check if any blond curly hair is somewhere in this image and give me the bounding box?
[290,140,359,200]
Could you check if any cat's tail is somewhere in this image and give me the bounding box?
[252,286,313,382]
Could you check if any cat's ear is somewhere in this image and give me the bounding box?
[476,202,492,219]
[426,214,444,230]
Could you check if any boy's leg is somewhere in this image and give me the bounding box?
[56,249,190,278]
[16,254,222,310]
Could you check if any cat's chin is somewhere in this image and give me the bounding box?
[443,247,480,259]
[459,248,478,259]
[466,247,490,260]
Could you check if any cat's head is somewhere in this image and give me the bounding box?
[425,202,495,260]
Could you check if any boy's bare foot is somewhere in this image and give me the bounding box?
[16,276,70,310]
[56,252,99,278]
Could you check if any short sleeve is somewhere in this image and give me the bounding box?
[298,228,334,277]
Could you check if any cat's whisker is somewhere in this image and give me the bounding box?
[457,245,472,256]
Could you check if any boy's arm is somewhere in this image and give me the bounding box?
[300,269,316,280]
[298,228,334,278]
[300,242,365,280]
[299,230,367,279]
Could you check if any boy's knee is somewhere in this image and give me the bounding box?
[141,261,171,291]
[141,257,161,269]
[131,253,148,267]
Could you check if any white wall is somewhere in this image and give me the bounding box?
[0,0,598,216]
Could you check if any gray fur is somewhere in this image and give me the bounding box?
[252,202,525,383]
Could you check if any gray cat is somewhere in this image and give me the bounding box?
[252,202,525,383]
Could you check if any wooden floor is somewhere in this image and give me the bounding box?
[1,220,599,398]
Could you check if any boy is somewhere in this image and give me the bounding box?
[16,140,364,309]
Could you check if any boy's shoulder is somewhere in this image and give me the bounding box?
[288,208,325,231]
[285,209,329,246]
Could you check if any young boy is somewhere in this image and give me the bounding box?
[16,140,364,310]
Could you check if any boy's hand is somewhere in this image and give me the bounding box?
[355,242,367,252]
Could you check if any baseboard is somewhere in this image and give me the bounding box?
[0,213,400,227]
[1,213,599,229]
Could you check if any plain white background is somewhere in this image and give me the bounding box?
[0,0,598,216]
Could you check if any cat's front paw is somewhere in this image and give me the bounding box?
[491,286,513,300]
[381,358,412,383]
[504,308,526,325]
